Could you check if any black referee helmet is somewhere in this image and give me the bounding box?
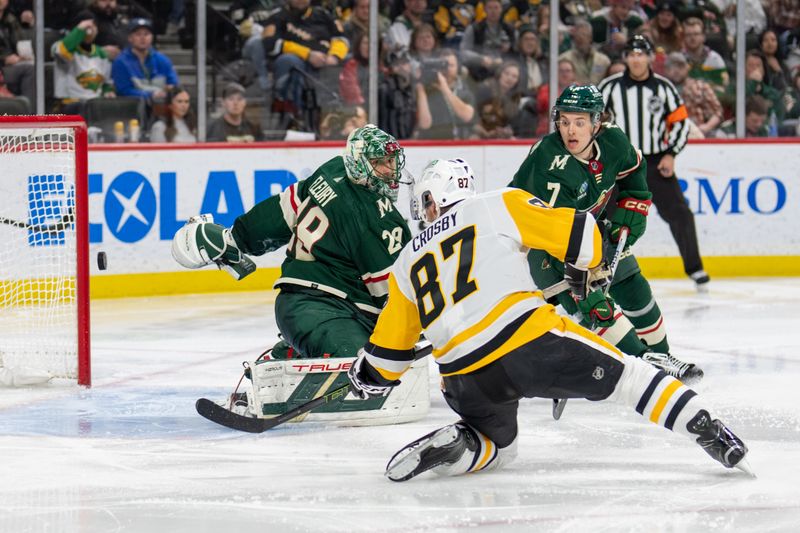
[624,34,654,55]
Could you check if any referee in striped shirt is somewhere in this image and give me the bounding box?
[598,35,710,290]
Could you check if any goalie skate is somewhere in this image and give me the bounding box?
[641,352,704,384]
[687,409,752,475]
[385,424,474,482]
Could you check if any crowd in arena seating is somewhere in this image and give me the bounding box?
[2,0,800,141]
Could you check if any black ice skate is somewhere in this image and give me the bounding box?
[642,352,704,384]
[687,409,753,475]
[385,424,477,482]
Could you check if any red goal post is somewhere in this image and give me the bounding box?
[0,115,90,386]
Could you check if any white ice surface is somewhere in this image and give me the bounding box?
[2,279,800,532]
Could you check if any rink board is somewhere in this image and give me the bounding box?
[79,139,799,297]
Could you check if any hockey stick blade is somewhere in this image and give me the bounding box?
[196,383,352,433]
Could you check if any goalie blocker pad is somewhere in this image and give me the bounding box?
[246,356,430,426]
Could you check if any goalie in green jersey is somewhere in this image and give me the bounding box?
[171,124,430,425]
[510,84,703,384]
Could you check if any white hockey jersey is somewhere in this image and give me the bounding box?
[364,187,603,378]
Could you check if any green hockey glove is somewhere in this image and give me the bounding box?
[171,214,256,280]
[575,289,617,328]
[610,194,651,246]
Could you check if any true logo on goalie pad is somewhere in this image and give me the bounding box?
[247,356,430,426]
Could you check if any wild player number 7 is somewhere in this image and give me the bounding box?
[410,225,478,328]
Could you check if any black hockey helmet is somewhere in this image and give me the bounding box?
[625,34,654,55]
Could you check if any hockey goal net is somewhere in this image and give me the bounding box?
[0,116,90,386]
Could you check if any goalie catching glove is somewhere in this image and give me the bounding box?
[347,348,401,400]
[610,191,652,247]
[171,214,256,280]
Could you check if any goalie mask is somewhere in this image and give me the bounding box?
[411,158,476,224]
[343,124,406,202]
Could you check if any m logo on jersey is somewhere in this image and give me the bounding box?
[549,155,570,171]
[377,197,393,218]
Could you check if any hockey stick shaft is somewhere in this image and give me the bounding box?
[0,206,75,234]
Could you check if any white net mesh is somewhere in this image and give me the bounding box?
[0,127,79,380]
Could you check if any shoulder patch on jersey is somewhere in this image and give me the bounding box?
[548,154,570,171]
[527,196,550,208]
[376,197,394,218]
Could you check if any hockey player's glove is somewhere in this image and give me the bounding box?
[171,214,256,280]
[610,192,652,246]
[575,289,617,329]
[348,348,401,400]
[565,263,589,300]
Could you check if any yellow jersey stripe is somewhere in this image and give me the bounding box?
[433,291,542,358]
[473,434,495,471]
[649,379,682,424]
[441,304,559,376]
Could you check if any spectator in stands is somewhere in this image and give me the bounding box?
[432,0,481,47]
[378,49,418,140]
[149,86,197,143]
[459,0,514,82]
[409,22,439,70]
[510,24,547,99]
[766,0,800,36]
[90,0,129,60]
[416,48,475,139]
[784,70,800,121]
[111,18,178,105]
[745,50,785,120]
[472,60,520,139]
[502,0,544,32]
[758,29,790,92]
[262,0,349,119]
[0,0,34,105]
[719,94,769,137]
[207,82,264,142]
[236,1,283,94]
[534,58,576,136]
[343,0,390,44]
[339,31,369,106]
[166,0,186,36]
[664,51,722,137]
[385,0,431,53]
[590,0,645,59]
[681,16,728,95]
[681,0,730,60]
[318,104,367,140]
[649,1,682,54]
[713,0,765,42]
[559,19,611,85]
[52,11,115,115]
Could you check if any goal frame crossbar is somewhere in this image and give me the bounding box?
[0,115,91,386]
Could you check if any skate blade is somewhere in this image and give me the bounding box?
[385,425,459,482]
[735,457,756,478]
[552,399,567,420]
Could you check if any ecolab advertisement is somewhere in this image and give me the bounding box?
[87,141,798,281]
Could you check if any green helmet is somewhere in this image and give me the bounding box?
[553,84,605,123]
[343,124,406,202]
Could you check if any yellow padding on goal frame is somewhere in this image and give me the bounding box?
[81,255,800,299]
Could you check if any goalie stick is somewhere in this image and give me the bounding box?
[0,205,75,234]
[196,341,433,433]
[552,228,629,421]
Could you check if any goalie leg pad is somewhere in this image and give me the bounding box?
[246,356,430,426]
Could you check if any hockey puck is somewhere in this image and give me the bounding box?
[97,251,108,270]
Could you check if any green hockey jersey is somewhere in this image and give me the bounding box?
[232,156,411,315]
[510,124,650,218]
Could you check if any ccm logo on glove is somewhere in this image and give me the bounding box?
[619,198,651,216]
